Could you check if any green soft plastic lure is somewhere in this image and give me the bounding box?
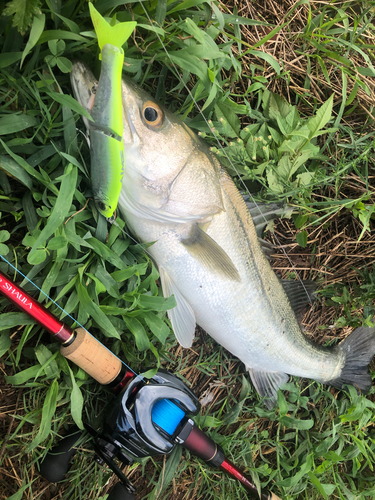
[90,43,125,218]
[88,3,136,218]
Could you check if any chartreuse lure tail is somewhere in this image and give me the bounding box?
[88,3,136,218]
[89,3,136,57]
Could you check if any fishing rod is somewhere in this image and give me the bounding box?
[0,266,281,500]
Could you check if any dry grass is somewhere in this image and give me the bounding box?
[1,0,375,499]
[222,0,375,120]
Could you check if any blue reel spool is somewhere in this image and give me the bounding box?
[151,399,186,435]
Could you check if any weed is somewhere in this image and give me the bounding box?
[0,1,375,500]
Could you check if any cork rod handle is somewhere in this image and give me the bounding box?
[60,328,122,385]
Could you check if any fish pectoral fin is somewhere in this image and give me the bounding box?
[281,279,317,322]
[181,226,240,282]
[159,266,196,348]
[247,368,289,409]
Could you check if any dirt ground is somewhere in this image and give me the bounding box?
[1,0,375,498]
[2,187,375,499]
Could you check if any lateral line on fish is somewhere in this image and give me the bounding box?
[137,0,313,305]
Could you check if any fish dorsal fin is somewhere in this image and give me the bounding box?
[181,225,240,282]
[247,367,289,409]
[242,195,294,237]
[222,173,293,259]
[281,279,317,321]
[159,266,196,348]
[258,237,274,260]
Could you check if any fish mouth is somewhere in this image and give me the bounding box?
[70,61,97,107]
[70,61,97,131]
[70,61,137,147]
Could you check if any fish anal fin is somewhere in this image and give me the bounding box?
[281,279,317,322]
[182,226,240,282]
[159,266,196,348]
[248,367,289,409]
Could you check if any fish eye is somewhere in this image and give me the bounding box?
[144,107,158,122]
[142,101,163,128]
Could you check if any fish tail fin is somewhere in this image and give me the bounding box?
[329,326,375,392]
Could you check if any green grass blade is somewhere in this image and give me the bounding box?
[28,164,78,261]
[21,13,45,67]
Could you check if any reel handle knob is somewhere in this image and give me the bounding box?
[107,482,137,500]
[39,427,82,483]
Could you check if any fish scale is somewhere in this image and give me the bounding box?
[197,173,335,377]
[71,62,375,408]
[122,164,341,381]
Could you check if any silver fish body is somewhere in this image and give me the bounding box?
[72,62,375,407]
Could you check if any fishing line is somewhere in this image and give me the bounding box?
[107,216,156,262]
[0,253,144,382]
[137,1,312,304]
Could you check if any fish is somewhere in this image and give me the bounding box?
[71,62,375,408]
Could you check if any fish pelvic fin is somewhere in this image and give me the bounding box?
[159,266,196,348]
[247,367,289,409]
[181,225,241,282]
[328,326,375,393]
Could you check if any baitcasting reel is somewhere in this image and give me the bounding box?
[1,269,281,499]
[40,369,200,499]
[103,369,200,458]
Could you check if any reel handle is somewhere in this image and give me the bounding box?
[107,482,137,500]
[39,427,82,482]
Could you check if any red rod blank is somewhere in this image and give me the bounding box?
[0,271,73,344]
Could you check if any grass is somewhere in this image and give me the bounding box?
[0,0,375,499]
